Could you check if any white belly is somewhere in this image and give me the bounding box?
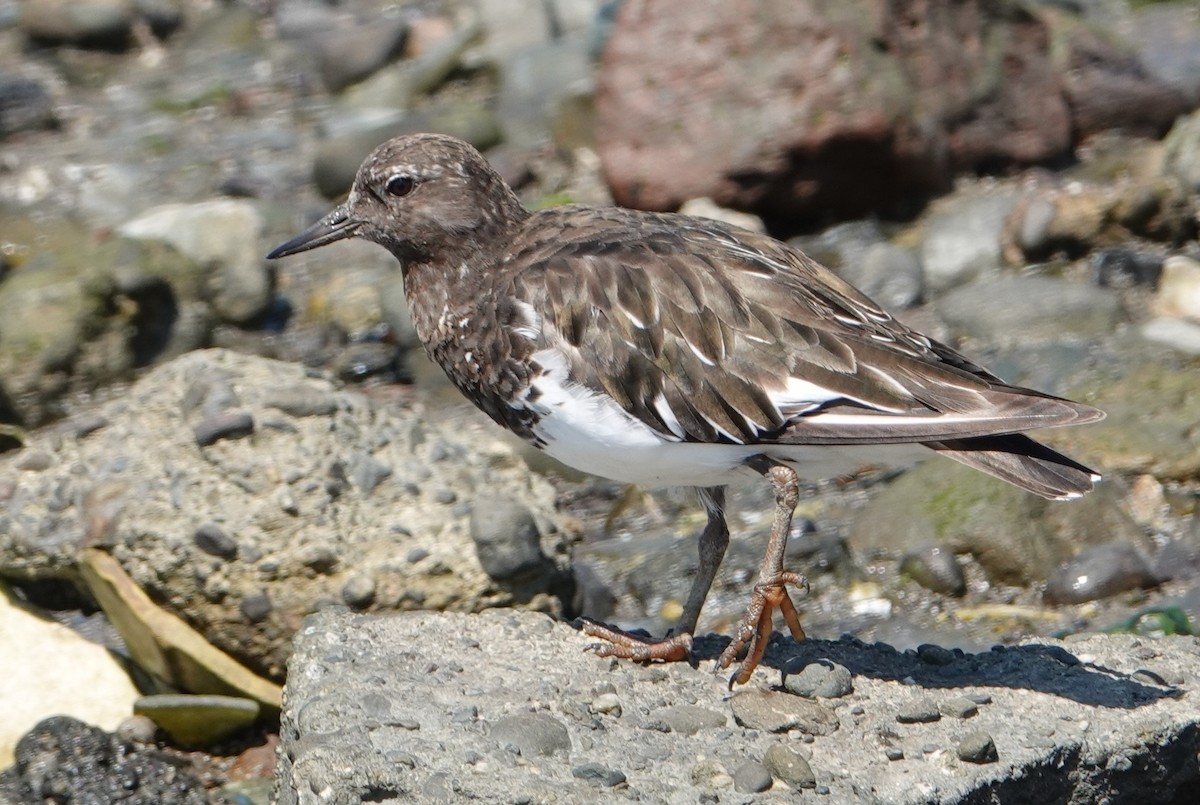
[523,350,926,488]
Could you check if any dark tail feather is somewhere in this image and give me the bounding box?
[926,434,1100,500]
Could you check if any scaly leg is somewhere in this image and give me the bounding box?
[581,487,729,662]
[717,458,808,685]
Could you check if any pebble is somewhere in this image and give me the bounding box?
[956,730,999,763]
[193,523,238,560]
[192,410,254,447]
[340,573,376,609]
[896,700,941,723]
[571,762,627,787]
[263,386,338,418]
[468,499,549,582]
[1092,247,1163,289]
[591,692,621,716]
[489,713,571,757]
[763,743,816,788]
[730,689,840,735]
[939,696,979,719]
[781,659,854,698]
[651,705,726,736]
[732,760,773,793]
[115,715,158,744]
[239,591,273,623]
[900,545,966,596]
[916,644,957,666]
[885,747,905,761]
[1044,541,1156,605]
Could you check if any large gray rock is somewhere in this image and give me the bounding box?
[0,350,570,681]
[277,608,1198,803]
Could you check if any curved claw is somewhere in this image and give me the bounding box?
[717,572,809,686]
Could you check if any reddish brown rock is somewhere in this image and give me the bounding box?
[595,0,1188,227]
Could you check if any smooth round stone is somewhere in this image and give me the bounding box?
[193,523,237,560]
[781,659,854,699]
[651,705,726,736]
[957,730,999,763]
[900,544,966,596]
[340,573,376,608]
[1044,541,1156,604]
[896,700,941,724]
[134,694,259,747]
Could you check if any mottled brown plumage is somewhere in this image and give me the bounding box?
[269,133,1103,685]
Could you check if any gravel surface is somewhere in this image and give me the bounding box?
[278,609,1198,804]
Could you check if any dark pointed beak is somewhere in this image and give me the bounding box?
[267,205,361,259]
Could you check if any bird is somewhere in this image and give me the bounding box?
[268,133,1104,685]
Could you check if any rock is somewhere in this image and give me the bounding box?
[849,458,1147,587]
[596,1,1183,226]
[920,189,1017,292]
[939,696,980,719]
[1061,359,1200,480]
[730,689,840,736]
[900,544,967,596]
[896,699,941,723]
[0,583,140,769]
[1141,317,1200,356]
[0,350,567,682]
[781,659,854,699]
[572,762,626,787]
[496,33,594,150]
[678,197,766,234]
[278,610,1200,803]
[489,713,571,757]
[650,705,726,736]
[1044,542,1158,605]
[1154,255,1200,323]
[0,716,209,804]
[1163,110,1200,193]
[1126,3,1200,105]
[854,242,924,311]
[19,0,135,49]
[956,730,999,764]
[315,18,409,93]
[762,743,816,789]
[1092,247,1164,290]
[732,760,772,793]
[0,74,56,137]
[133,694,259,747]
[469,499,554,585]
[192,409,254,446]
[118,200,271,325]
[193,523,238,560]
[937,276,1121,344]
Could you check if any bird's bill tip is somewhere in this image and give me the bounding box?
[266,206,359,259]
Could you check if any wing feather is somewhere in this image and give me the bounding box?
[507,206,1102,447]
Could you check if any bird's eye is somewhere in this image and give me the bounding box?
[385,175,416,197]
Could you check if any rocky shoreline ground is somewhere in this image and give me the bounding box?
[1,0,1199,802]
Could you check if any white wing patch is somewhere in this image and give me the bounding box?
[512,300,541,340]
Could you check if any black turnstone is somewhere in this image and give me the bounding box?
[268,133,1104,685]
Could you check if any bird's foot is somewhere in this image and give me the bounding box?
[578,618,693,663]
[717,571,809,687]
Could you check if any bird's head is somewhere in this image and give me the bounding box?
[267,133,527,268]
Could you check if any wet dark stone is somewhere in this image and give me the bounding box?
[1045,542,1158,605]
[0,716,207,804]
[1092,247,1163,289]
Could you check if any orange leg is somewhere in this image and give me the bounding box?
[716,460,808,686]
